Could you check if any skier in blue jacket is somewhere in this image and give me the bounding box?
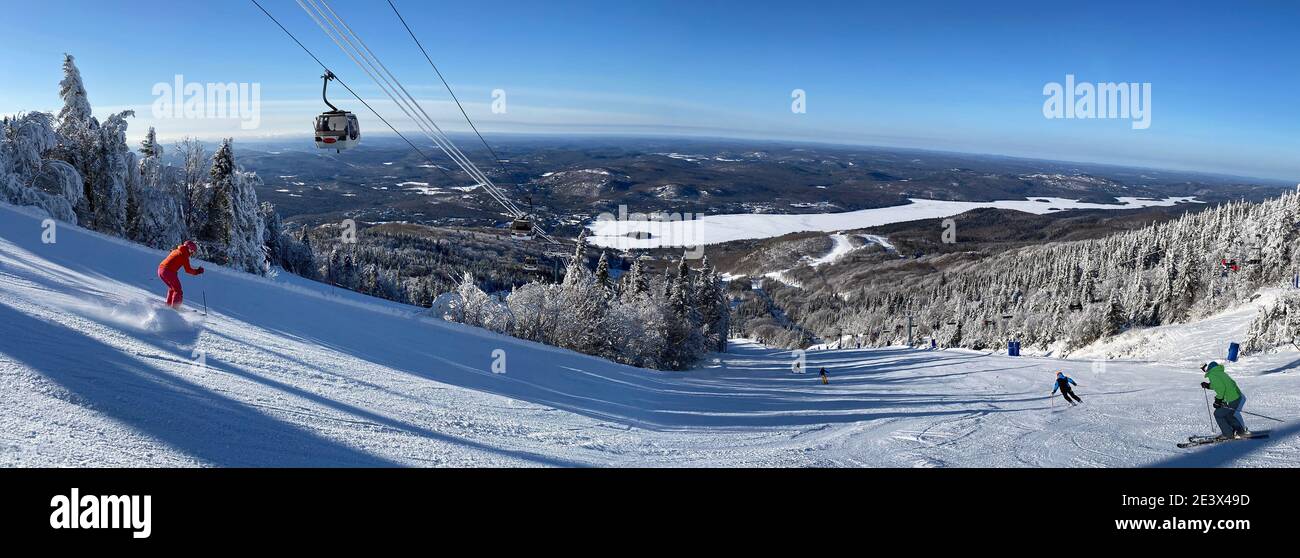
[1051,371,1082,405]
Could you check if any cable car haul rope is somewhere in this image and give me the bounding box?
[250,0,559,245]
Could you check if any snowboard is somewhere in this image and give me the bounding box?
[1177,431,1270,449]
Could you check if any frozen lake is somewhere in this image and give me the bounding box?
[587,196,1200,249]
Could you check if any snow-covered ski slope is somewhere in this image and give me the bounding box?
[1068,290,1282,365]
[2,203,1299,467]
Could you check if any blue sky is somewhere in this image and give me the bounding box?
[2,0,1297,181]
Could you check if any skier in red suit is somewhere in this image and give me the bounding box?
[158,240,204,308]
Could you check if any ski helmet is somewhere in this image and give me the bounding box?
[183,240,198,253]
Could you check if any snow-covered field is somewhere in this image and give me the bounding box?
[588,196,1199,249]
[2,202,1297,468]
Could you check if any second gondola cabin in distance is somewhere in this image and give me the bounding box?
[510,216,534,240]
[314,71,359,152]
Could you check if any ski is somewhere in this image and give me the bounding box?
[1187,430,1271,442]
[1178,431,1270,448]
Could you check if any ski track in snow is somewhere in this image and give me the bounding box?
[2,202,1298,468]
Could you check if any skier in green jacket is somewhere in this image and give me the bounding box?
[1201,361,1249,440]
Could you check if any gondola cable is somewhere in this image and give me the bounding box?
[300,0,557,243]
[385,0,512,177]
[248,0,459,186]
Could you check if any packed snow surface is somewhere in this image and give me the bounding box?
[805,233,899,268]
[588,196,1199,249]
[807,234,856,267]
[2,202,1297,468]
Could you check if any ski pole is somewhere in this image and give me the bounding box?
[1202,388,1216,431]
[1237,409,1285,423]
[202,291,208,317]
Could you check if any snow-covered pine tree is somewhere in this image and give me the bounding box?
[51,54,101,226]
[88,109,134,236]
[56,55,92,137]
[694,256,729,352]
[622,257,648,299]
[456,271,512,333]
[555,245,606,355]
[1103,292,1126,337]
[507,281,560,344]
[140,127,161,158]
[174,137,207,236]
[133,126,185,249]
[260,202,283,266]
[1244,294,1300,354]
[594,251,612,296]
[200,139,235,265]
[226,168,268,274]
[0,112,80,223]
[284,225,317,279]
[662,257,705,368]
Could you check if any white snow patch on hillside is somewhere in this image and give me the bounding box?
[806,233,899,268]
[398,182,447,196]
[808,234,855,267]
[859,234,896,253]
[763,270,803,288]
[588,196,1199,249]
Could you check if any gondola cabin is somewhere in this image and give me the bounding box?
[314,71,359,152]
[509,217,534,240]
[315,111,360,152]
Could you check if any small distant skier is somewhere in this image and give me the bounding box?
[158,240,204,309]
[1051,371,1082,405]
[819,367,829,385]
[1201,361,1249,440]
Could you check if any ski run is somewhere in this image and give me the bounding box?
[2,202,1299,468]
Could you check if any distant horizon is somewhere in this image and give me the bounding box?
[4,1,1297,182]
[145,129,1298,187]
